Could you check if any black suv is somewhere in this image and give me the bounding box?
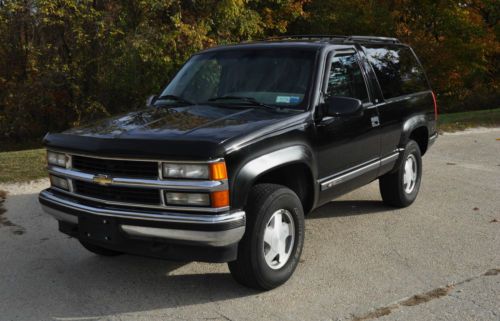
[39,35,438,290]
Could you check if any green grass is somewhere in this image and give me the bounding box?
[439,108,500,132]
[0,148,47,183]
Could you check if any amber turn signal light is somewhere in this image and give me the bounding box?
[209,162,227,180]
[211,190,229,208]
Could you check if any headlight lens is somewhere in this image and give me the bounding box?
[165,192,210,206]
[47,151,67,167]
[162,163,209,179]
[49,175,70,190]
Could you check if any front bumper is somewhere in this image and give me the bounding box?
[39,189,245,261]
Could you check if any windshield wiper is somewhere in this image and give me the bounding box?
[156,94,194,105]
[206,95,275,110]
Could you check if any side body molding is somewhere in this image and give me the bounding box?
[230,145,316,210]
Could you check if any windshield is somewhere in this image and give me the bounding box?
[159,48,317,110]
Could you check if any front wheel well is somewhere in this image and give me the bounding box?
[252,163,315,214]
[409,126,429,155]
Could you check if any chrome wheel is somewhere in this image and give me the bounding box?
[263,209,295,270]
[403,154,417,194]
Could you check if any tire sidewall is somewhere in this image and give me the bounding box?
[397,140,422,205]
[250,188,305,288]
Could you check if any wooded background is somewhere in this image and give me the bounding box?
[0,0,498,144]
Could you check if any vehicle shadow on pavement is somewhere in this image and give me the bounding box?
[308,200,393,219]
[1,193,258,319]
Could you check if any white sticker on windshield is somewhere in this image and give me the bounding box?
[276,96,291,103]
[276,96,300,104]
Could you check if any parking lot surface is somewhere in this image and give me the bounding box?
[0,128,499,321]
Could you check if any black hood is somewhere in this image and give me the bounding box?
[44,105,307,159]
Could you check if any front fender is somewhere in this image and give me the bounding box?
[230,145,316,210]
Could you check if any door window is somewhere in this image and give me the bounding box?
[325,53,369,102]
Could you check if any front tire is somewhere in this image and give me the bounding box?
[379,140,422,207]
[228,184,305,290]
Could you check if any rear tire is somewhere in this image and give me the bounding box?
[79,240,123,256]
[228,184,305,290]
[379,140,422,207]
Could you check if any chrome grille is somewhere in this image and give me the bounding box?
[46,150,229,213]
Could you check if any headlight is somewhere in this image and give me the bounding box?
[165,192,210,206]
[162,163,209,179]
[161,161,227,180]
[49,175,70,190]
[47,151,67,167]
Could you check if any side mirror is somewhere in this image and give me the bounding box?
[323,96,363,117]
[146,95,158,107]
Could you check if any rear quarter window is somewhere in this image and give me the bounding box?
[362,45,429,99]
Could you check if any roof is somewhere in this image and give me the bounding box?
[200,35,405,53]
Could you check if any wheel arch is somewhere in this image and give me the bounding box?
[230,145,318,214]
[401,115,430,155]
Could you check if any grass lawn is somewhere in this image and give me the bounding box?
[0,148,46,183]
[438,108,500,132]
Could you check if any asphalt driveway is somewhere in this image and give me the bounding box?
[0,128,499,321]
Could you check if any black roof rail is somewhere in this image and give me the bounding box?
[260,35,401,44]
[345,36,401,44]
[265,35,348,41]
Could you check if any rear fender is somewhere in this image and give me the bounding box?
[400,114,428,148]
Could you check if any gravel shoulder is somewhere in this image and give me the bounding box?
[0,129,499,321]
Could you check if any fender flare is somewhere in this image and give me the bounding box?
[230,145,317,210]
[400,114,429,147]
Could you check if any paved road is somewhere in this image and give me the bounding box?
[1,129,499,321]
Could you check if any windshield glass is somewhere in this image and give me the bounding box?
[159,48,317,110]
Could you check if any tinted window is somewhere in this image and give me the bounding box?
[325,53,369,102]
[161,49,316,109]
[363,45,429,99]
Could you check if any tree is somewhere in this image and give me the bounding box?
[0,0,498,145]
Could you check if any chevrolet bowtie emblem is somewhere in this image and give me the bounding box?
[92,174,113,186]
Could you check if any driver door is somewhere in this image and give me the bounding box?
[315,49,381,202]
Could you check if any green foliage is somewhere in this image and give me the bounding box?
[0,0,498,147]
[289,0,499,113]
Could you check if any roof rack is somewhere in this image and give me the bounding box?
[344,36,401,44]
[264,35,401,44]
[265,35,347,41]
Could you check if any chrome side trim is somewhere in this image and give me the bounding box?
[121,225,245,247]
[320,159,379,191]
[429,133,438,142]
[320,151,401,191]
[380,152,400,166]
[48,166,228,191]
[40,190,245,224]
[50,186,229,213]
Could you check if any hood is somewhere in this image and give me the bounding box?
[64,105,294,141]
[44,105,306,159]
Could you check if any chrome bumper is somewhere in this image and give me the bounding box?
[39,190,245,247]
